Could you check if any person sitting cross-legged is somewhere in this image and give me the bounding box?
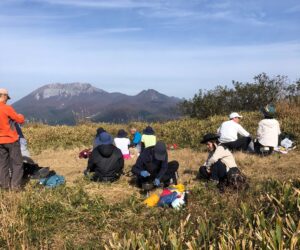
[93,127,107,149]
[217,112,252,151]
[129,127,142,155]
[84,132,124,182]
[131,141,179,189]
[114,129,131,159]
[141,126,156,151]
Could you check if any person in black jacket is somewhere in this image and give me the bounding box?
[131,141,179,188]
[84,132,124,182]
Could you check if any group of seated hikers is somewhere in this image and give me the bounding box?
[1,86,285,192]
[218,104,281,154]
[80,104,283,192]
[84,125,178,187]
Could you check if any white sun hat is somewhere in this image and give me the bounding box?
[229,112,243,119]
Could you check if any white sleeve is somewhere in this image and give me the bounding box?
[277,121,281,135]
[217,126,221,135]
[257,121,263,138]
[237,124,250,137]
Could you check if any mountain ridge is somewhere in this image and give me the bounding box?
[13,83,182,125]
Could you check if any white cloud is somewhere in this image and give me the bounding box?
[1,29,299,99]
[0,0,298,100]
[77,27,143,36]
[138,6,269,27]
[36,0,160,9]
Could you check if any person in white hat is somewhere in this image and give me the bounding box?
[217,112,251,151]
[0,88,25,190]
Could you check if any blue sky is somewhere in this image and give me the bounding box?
[0,0,300,101]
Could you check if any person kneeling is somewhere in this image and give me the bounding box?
[131,141,179,189]
[84,132,124,182]
[198,133,245,192]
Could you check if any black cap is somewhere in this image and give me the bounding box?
[117,129,128,138]
[201,133,220,144]
[143,126,155,135]
[154,141,167,161]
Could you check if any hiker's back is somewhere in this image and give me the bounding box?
[257,119,280,147]
[90,144,124,181]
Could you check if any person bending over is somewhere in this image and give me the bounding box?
[131,141,179,188]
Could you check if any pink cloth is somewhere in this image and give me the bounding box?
[160,189,173,197]
[123,154,131,160]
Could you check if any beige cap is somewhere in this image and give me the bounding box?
[0,88,10,99]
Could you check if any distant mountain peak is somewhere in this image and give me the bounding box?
[137,89,167,100]
[13,83,181,124]
[32,82,106,100]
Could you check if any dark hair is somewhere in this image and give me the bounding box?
[264,114,274,119]
[96,127,106,136]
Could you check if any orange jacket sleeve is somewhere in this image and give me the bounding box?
[7,106,25,124]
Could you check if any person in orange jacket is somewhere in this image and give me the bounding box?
[0,88,25,190]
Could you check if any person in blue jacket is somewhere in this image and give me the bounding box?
[131,141,179,188]
[130,127,142,154]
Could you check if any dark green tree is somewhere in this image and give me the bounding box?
[180,73,297,119]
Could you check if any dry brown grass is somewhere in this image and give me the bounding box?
[31,148,300,204]
[0,148,299,249]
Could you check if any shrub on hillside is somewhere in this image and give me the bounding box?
[22,102,298,153]
[180,73,299,119]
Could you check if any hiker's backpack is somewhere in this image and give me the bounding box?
[79,149,92,159]
[227,168,248,190]
[39,174,65,188]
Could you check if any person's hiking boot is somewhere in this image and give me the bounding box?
[142,182,154,191]
[142,182,154,197]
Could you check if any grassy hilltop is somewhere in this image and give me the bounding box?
[0,103,299,249]
[23,101,299,153]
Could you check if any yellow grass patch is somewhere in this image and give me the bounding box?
[31,148,300,204]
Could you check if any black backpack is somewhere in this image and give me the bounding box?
[227,168,248,190]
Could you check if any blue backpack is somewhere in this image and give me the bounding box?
[39,174,65,188]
